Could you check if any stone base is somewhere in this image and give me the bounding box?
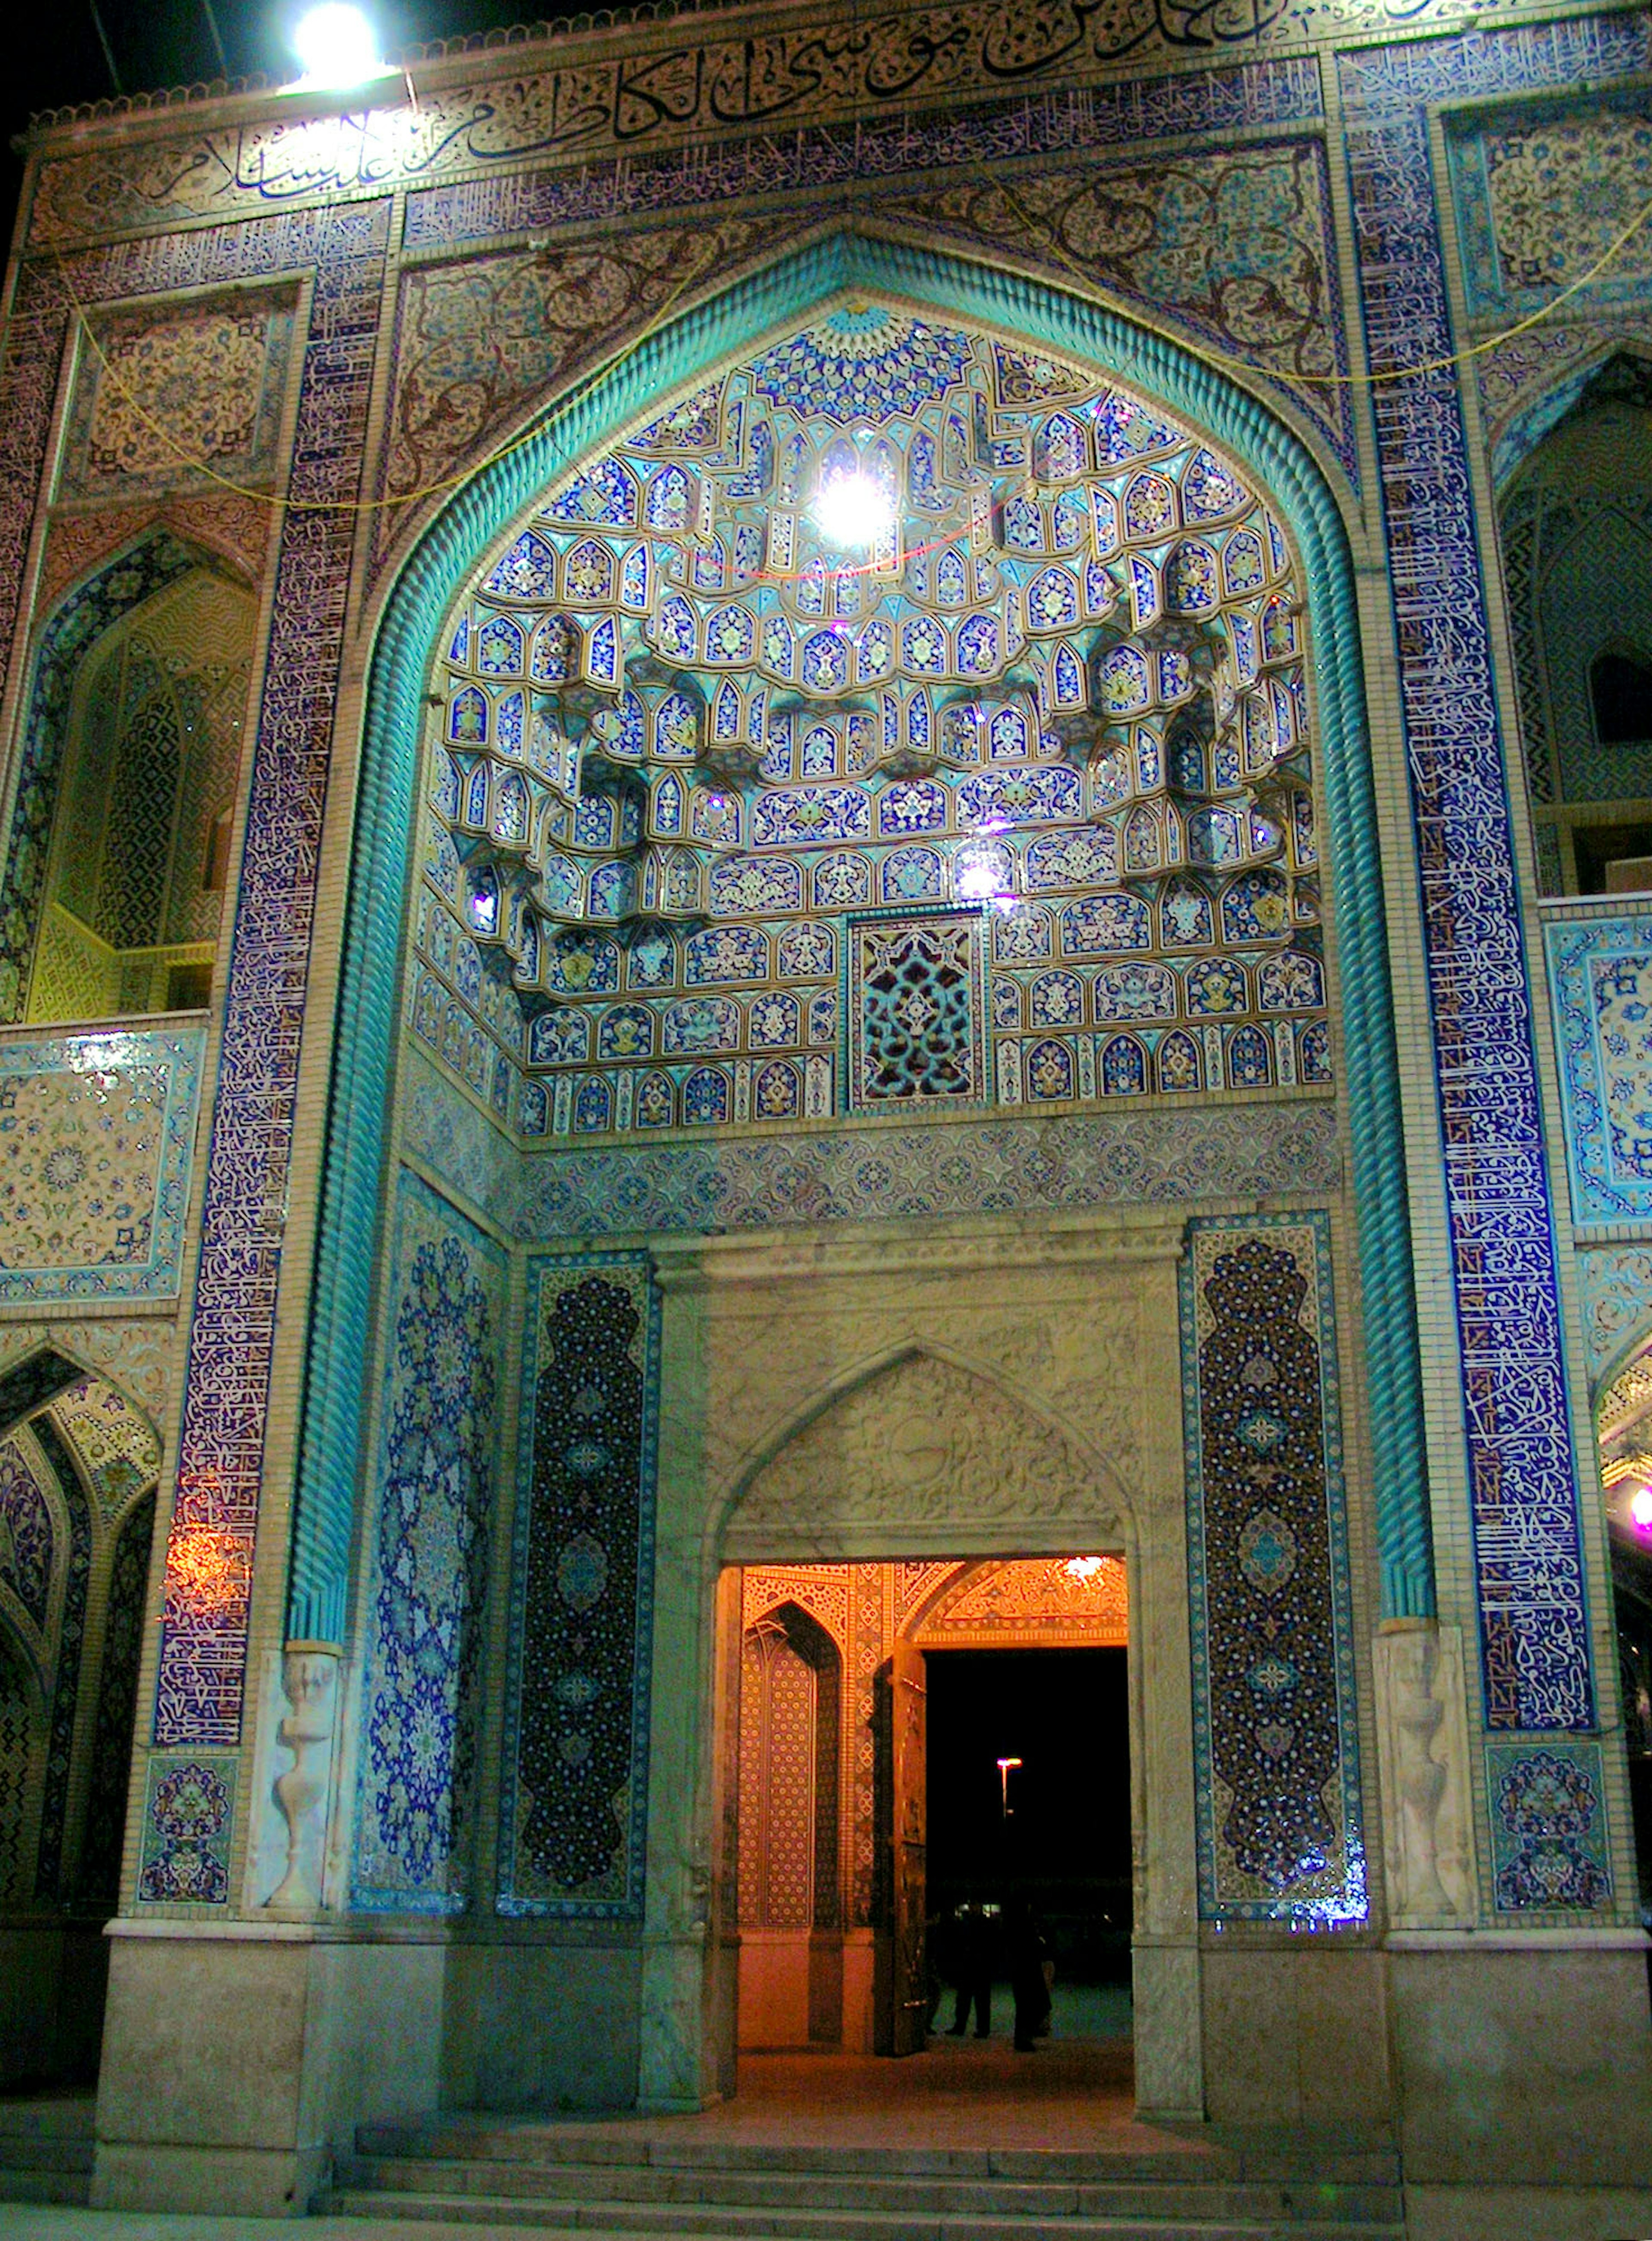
[1407,2185,1652,2240]
[92,1923,645,2215]
[1199,1942,1390,2126]
[1388,1938,1652,2189]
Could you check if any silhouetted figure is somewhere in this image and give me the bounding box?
[943,1902,994,2038]
[1008,1902,1051,2052]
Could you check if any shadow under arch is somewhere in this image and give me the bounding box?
[293,228,1432,1640]
[711,1336,1133,1569]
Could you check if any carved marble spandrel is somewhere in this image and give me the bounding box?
[728,1351,1117,1555]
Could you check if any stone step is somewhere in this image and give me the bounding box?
[352,2128,1401,2192]
[0,2167,92,2206]
[323,2194,1405,2241]
[334,2151,1401,2228]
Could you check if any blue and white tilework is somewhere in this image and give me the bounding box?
[1545,913,1652,1225]
[1578,1243,1652,1390]
[351,1168,506,1914]
[0,1028,205,1304]
[497,1252,659,1918]
[1339,14,1652,1733]
[401,1046,1340,1239]
[1180,1212,1365,1924]
[1484,1738,1613,1913]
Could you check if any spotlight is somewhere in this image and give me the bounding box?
[1631,1488,1652,1530]
[288,4,393,91]
[812,467,894,549]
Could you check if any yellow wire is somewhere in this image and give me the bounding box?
[43,160,1652,523]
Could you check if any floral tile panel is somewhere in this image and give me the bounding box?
[0,1027,206,1303]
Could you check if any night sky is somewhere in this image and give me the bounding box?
[925,1646,1132,1965]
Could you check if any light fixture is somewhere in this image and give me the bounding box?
[953,823,1016,912]
[996,1756,1023,1818]
[1063,1555,1104,1580]
[811,466,895,549]
[1631,1487,1652,1530]
[287,4,394,91]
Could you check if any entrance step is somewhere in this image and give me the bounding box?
[0,2093,94,2205]
[325,2124,1406,2239]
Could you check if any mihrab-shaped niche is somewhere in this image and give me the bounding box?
[724,1349,1117,1562]
[415,296,1328,1139]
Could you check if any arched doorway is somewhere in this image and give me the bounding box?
[730,1554,1131,2066]
[0,1349,162,2089]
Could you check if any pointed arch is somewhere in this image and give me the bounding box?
[1,525,256,1025]
[295,228,1431,1640]
[716,1338,1127,1565]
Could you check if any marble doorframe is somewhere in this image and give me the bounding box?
[639,1208,1203,2119]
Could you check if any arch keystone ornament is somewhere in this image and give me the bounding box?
[724,1350,1117,1562]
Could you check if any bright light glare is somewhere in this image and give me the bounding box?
[1631,1488,1652,1529]
[812,470,894,549]
[290,4,391,89]
[1064,1555,1104,1579]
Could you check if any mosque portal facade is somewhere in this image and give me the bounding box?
[2,11,1652,2232]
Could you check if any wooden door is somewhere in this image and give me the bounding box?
[887,1640,928,2056]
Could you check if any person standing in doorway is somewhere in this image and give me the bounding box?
[1008,1902,1051,2052]
[943,1901,994,2038]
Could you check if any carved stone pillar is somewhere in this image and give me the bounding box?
[265,1641,341,1913]
[1374,1621,1473,1925]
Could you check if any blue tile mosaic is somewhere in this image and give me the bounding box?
[1180,1212,1365,1925]
[497,1251,659,1919]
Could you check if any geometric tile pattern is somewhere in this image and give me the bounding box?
[78,1490,156,1909]
[0,1434,56,1634]
[403,1045,1341,1237]
[851,911,986,1108]
[351,1169,506,1915]
[0,1028,205,1303]
[1545,913,1652,1223]
[0,534,201,1026]
[27,1416,93,1905]
[1338,11,1652,1733]
[1484,1738,1613,1914]
[498,1252,658,1920]
[1180,1213,1365,1924]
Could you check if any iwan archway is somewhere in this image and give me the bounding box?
[274,231,1418,2130]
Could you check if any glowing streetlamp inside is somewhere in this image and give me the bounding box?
[997,1755,1023,1818]
[1631,1487,1652,1530]
[811,467,895,549]
[289,4,393,90]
